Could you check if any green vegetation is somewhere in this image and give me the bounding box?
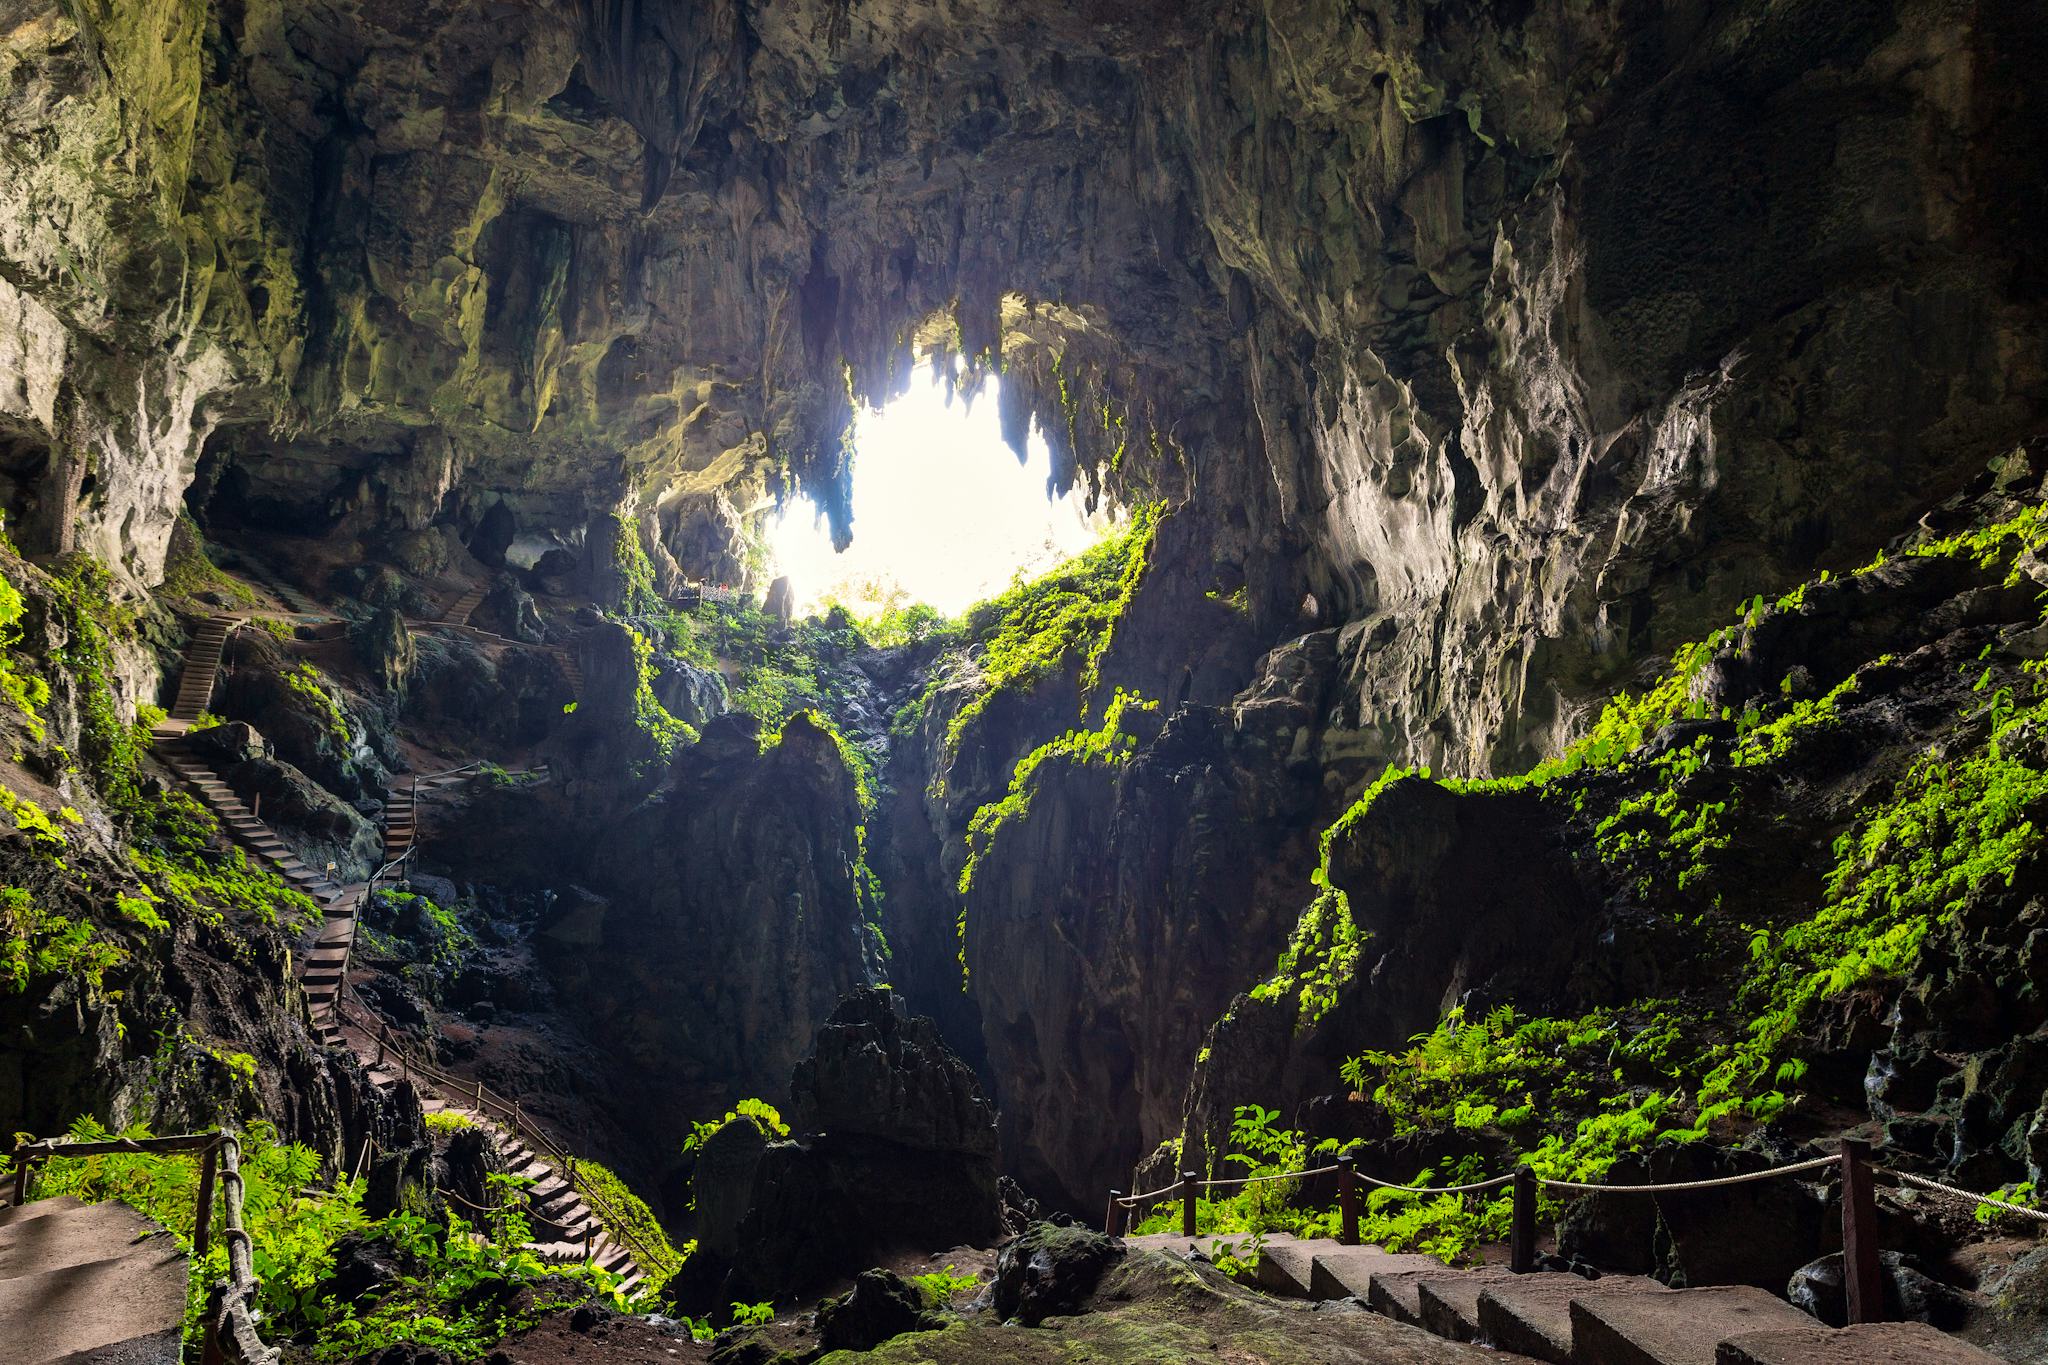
[957,687,1155,904]
[158,516,258,607]
[911,1266,982,1306]
[926,502,1161,766]
[10,1117,650,1358]
[284,662,351,749]
[573,1158,688,1295]
[683,1097,789,1156]
[0,567,51,740]
[0,882,125,990]
[0,556,310,998]
[610,511,664,615]
[1216,502,2048,1263]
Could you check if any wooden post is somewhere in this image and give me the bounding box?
[252,792,260,822]
[1510,1165,1537,1274]
[10,1151,29,1206]
[194,1142,220,1258]
[1105,1190,1124,1237]
[1337,1155,1359,1247]
[1179,1170,1199,1239]
[584,1225,595,1261]
[199,1281,227,1365]
[1841,1139,1884,1323]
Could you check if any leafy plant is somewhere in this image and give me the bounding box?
[683,1097,790,1156]
[911,1266,981,1305]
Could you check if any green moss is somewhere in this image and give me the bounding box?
[926,502,1161,774]
[623,623,698,763]
[284,663,351,749]
[573,1158,687,1294]
[1248,763,1415,1023]
[0,567,51,740]
[1228,501,2048,1261]
[158,516,257,606]
[953,689,1156,981]
[610,511,664,615]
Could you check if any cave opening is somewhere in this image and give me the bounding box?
[769,361,1110,618]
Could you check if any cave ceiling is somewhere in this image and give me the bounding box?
[4,0,2043,772]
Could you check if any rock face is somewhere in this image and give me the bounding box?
[10,0,2048,1279]
[789,987,1000,1161]
[6,0,2038,775]
[532,714,876,1190]
[693,989,1004,1301]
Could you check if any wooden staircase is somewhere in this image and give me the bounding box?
[160,746,349,907]
[382,783,416,862]
[353,1040,647,1296]
[1125,1233,2001,1363]
[221,550,325,618]
[157,614,237,733]
[441,586,487,626]
[147,597,646,1295]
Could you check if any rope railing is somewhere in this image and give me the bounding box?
[1893,1171,2048,1223]
[338,985,658,1274]
[1106,1137,2046,1326]
[1535,1153,1838,1194]
[6,1130,279,1364]
[214,1132,283,1365]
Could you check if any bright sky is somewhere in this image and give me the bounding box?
[768,363,1111,618]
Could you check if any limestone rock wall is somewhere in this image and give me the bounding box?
[8,0,2048,1217]
[5,0,2040,774]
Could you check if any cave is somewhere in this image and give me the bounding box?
[2,0,2047,1359]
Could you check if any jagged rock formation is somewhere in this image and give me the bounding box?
[690,988,1003,1301]
[8,0,2038,769]
[8,1,2048,1318]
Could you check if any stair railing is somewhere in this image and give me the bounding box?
[6,1129,280,1364]
[338,984,658,1273]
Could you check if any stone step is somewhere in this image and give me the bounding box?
[537,1189,583,1219]
[1570,1286,1842,1365]
[1306,1246,1453,1307]
[1253,1239,1326,1297]
[1414,1266,1527,1342]
[1715,1320,2007,1364]
[1477,1274,1678,1364]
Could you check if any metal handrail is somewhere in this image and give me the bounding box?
[339,985,659,1272]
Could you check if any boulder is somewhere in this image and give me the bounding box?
[790,988,998,1157]
[216,749,383,881]
[474,582,545,643]
[1555,1145,1826,1291]
[351,607,416,694]
[692,1115,771,1264]
[763,576,794,624]
[815,1269,944,1353]
[1787,1251,1972,1330]
[651,655,728,730]
[993,1222,1124,1326]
